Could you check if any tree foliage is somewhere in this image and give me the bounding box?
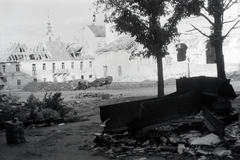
[94,0,204,96]
[94,0,203,58]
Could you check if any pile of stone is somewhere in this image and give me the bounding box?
[22,80,80,92]
[23,76,114,92]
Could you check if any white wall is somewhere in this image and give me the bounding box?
[95,50,157,82]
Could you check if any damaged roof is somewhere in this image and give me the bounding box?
[0,43,30,62]
[0,41,94,62]
[87,25,105,37]
[97,36,136,53]
[42,41,72,60]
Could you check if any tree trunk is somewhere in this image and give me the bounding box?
[215,40,226,79]
[213,9,226,80]
[156,52,164,97]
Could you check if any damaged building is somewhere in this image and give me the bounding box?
[0,41,95,89]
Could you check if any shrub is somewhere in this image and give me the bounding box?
[41,92,71,117]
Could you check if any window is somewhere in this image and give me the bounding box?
[43,78,47,82]
[53,77,57,82]
[118,66,122,76]
[89,61,92,68]
[80,62,83,70]
[32,64,36,71]
[62,62,65,69]
[89,75,93,78]
[43,63,46,70]
[32,64,36,75]
[33,78,37,82]
[71,62,74,69]
[16,64,20,72]
[81,75,84,79]
[63,77,66,82]
[52,63,55,71]
[176,43,187,62]
[17,79,21,86]
[2,65,5,73]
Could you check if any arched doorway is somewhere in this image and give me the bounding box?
[206,42,216,64]
[176,43,187,62]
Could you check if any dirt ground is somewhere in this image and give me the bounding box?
[0,81,240,160]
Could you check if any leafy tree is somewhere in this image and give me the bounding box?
[94,0,203,97]
[185,0,240,79]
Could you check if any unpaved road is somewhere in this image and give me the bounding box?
[0,81,240,160]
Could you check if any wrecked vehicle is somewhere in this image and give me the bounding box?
[94,76,239,158]
[74,76,113,90]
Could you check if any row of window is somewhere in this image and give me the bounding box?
[1,61,93,73]
[2,64,20,73]
[34,61,92,71]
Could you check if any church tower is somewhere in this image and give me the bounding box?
[46,14,54,41]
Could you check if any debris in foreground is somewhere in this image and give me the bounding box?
[94,76,240,158]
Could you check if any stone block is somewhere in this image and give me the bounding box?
[5,120,25,144]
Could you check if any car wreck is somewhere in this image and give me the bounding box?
[94,76,240,158]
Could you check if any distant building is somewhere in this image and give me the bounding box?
[0,15,95,89]
[0,41,95,89]
[79,25,106,54]
[96,35,157,81]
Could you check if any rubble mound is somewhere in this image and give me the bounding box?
[22,77,175,92]
[23,80,82,92]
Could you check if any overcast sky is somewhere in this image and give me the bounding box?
[0,0,105,48]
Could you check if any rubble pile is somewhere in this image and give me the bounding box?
[93,120,240,159]
[94,76,240,159]
[22,80,80,92]
[23,76,114,92]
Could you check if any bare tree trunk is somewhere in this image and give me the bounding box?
[213,8,226,80]
[156,52,164,97]
[215,40,226,79]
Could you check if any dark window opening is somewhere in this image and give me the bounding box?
[2,65,5,73]
[80,62,83,70]
[52,63,55,71]
[206,42,216,64]
[17,79,21,85]
[43,63,46,70]
[89,61,92,68]
[176,43,187,62]
[16,64,20,72]
[71,62,74,69]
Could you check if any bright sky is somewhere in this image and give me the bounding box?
[0,0,105,49]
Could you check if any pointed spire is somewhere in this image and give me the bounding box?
[46,11,54,41]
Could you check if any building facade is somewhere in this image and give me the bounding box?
[0,42,95,89]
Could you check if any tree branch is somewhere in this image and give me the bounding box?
[189,24,210,38]
[200,12,215,26]
[224,0,239,11]
[223,16,239,24]
[223,20,240,39]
